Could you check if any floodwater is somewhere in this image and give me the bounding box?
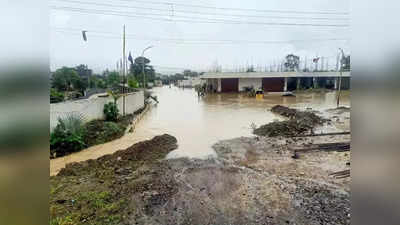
[50,86,350,175]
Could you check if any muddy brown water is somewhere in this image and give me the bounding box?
[50,86,350,175]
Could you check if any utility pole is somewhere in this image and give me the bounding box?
[141,45,154,105]
[122,25,126,116]
[336,53,340,71]
[325,58,329,72]
[337,48,345,108]
[321,57,324,71]
[304,56,307,71]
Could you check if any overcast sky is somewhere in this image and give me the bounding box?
[50,0,350,74]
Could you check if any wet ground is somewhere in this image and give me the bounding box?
[50,86,350,175]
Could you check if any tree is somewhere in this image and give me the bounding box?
[127,75,139,88]
[183,70,199,77]
[246,65,255,73]
[96,78,107,89]
[284,54,300,72]
[52,67,80,92]
[74,64,93,90]
[129,56,156,87]
[341,55,350,71]
[107,72,121,88]
[74,64,92,78]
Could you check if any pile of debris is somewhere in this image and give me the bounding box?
[253,105,325,137]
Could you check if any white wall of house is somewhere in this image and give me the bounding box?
[50,91,144,131]
[178,77,205,87]
[238,78,262,91]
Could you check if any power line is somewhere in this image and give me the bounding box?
[117,0,349,15]
[50,6,349,27]
[52,0,349,21]
[52,28,349,44]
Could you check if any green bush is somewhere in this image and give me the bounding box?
[103,102,119,121]
[83,120,124,146]
[50,88,64,103]
[50,114,86,158]
[128,77,139,88]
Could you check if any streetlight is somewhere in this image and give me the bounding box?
[141,45,154,91]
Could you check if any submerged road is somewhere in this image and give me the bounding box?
[50,86,350,175]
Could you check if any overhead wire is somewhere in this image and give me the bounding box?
[50,6,349,27]
[51,0,349,21]
[116,0,349,15]
[52,28,350,44]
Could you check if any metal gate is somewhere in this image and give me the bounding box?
[221,78,239,92]
[262,78,284,92]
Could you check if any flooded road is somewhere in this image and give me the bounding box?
[50,86,350,175]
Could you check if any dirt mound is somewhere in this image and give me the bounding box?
[254,105,325,137]
[58,134,177,176]
[51,134,179,225]
[254,120,314,137]
[271,105,298,118]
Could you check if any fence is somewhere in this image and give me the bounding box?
[50,91,144,131]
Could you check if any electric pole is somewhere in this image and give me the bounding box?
[141,45,154,105]
[122,25,126,116]
[337,48,345,108]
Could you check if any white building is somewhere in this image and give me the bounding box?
[201,71,351,93]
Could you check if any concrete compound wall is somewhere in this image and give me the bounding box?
[50,91,144,131]
[238,78,262,91]
[178,78,205,87]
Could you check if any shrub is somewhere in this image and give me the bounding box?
[50,114,86,158]
[128,77,139,88]
[103,102,119,121]
[83,120,124,146]
[50,88,64,103]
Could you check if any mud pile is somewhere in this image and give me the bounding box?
[50,134,179,225]
[254,105,325,137]
[271,105,298,118]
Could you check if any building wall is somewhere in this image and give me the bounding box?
[178,78,205,87]
[238,78,262,91]
[50,91,144,131]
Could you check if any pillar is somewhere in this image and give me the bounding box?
[217,78,221,92]
[284,77,288,92]
[313,77,318,89]
[334,77,338,90]
[296,78,301,90]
